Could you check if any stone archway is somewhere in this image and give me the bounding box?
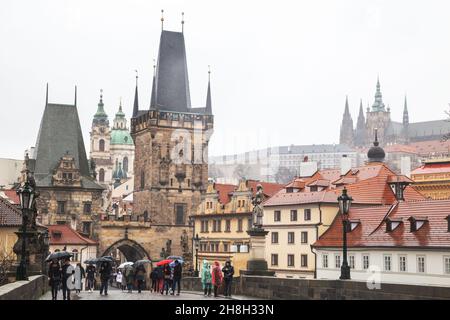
[101,238,149,262]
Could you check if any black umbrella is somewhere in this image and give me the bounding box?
[133,259,152,267]
[97,256,115,263]
[45,251,73,262]
[83,258,98,265]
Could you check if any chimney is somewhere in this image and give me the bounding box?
[340,155,352,175]
[401,156,411,178]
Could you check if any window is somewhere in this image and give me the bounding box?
[72,249,79,262]
[274,211,281,222]
[99,139,105,152]
[175,204,185,225]
[237,219,243,232]
[238,200,241,207]
[99,168,105,182]
[225,220,231,232]
[271,232,279,244]
[288,232,295,244]
[187,179,190,187]
[349,255,355,269]
[362,255,370,270]
[417,256,425,273]
[82,222,91,235]
[223,243,229,252]
[384,255,392,272]
[247,218,252,231]
[444,256,450,274]
[271,254,278,266]
[140,171,145,190]
[301,231,308,244]
[301,254,308,267]
[287,254,295,267]
[335,254,341,269]
[322,254,329,268]
[399,255,407,272]
[123,157,128,173]
[83,202,92,214]
[304,209,311,221]
[57,201,66,214]
[290,210,297,221]
[170,178,173,187]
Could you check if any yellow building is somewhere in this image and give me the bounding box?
[190,179,283,274]
[0,196,21,261]
[411,158,450,200]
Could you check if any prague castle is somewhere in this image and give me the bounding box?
[339,78,450,147]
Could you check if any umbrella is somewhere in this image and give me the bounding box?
[83,258,98,265]
[118,261,134,269]
[133,259,152,267]
[167,256,184,262]
[45,251,73,262]
[156,259,173,266]
[97,256,115,263]
[169,259,184,267]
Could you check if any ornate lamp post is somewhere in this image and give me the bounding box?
[193,233,200,277]
[16,178,37,281]
[338,187,352,280]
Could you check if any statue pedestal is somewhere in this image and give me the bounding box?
[13,229,49,277]
[240,228,275,277]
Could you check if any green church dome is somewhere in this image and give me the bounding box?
[111,129,133,145]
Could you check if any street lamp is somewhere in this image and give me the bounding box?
[193,233,200,277]
[337,187,352,280]
[16,180,36,281]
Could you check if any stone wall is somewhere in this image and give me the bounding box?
[182,276,241,296]
[0,275,48,300]
[182,275,450,300]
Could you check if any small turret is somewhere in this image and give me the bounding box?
[367,128,385,163]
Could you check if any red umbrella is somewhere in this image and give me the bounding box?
[156,259,173,266]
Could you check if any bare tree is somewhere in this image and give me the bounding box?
[274,166,297,184]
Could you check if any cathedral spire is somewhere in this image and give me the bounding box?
[372,76,386,112]
[339,96,354,146]
[403,95,409,125]
[355,99,366,147]
[93,89,108,125]
[132,70,139,118]
[205,65,212,114]
[344,95,350,115]
[150,59,157,109]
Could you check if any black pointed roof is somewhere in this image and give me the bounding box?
[132,79,139,118]
[205,78,212,115]
[152,30,191,112]
[34,99,102,189]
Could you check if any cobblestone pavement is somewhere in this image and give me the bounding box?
[40,288,254,300]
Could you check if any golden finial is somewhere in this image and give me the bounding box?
[181,12,185,33]
[161,9,164,30]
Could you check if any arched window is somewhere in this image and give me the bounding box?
[99,139,105,152]
[72,249,79,262]
[99,168,105,182]
[123,157,128,173]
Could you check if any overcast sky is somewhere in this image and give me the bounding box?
[1,0,450,160]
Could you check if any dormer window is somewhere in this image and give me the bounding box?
[408,216,428,232]
[52,231,62,240]
[385,218,402,232]
[347,219,360,232]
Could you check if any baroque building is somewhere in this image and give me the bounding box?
[129,22,214,258]
[339,78,450,147]
[32,85,104,238]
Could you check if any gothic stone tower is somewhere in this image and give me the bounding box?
[339,96,354,146]
[365,78,391,146]
[130,26,213,257]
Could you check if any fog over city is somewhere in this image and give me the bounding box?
[1,0,450,159]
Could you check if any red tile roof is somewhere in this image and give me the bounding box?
[409,140,450,156]
[213,183,236,205]
[247,180,284,197]
[0,189,20,205]
[264,190,338,206]
[0,196,21,226]
[411,162,450,175]
[313,199,450,249]
[48,225,97,245]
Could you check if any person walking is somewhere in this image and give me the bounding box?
[135,264,146,293]
[125,265,135,293]
[61,258,74,301]
[116,270,123,291]
[150,268,157,292]
[162,264,171,295]
[171,260,182,296]
[222,260,235,297]
[156,266,164,294]
[99,261,112,296]
[211,261,223,298]
[74,263,85,294]
[201,260,212,297]
[48,259,61,300]
[121,268,127,291]
[85,264,96,292]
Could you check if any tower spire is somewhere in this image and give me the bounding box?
[372,76,385,112]
[181,12,185,33]
[45,83,49,105]
[150,59,157,109]
[132,70,139,118]
[161,9,164,31]
[205,65,212,114]
[344,95,350,114]
[74,85,77,106]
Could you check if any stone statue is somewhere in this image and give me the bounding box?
[165,239,172,257]
[251,184,264,229]
[180,230,189,254]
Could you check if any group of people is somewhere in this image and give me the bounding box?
[201,260,234,298]
[116,263,147,293]
[47,258,113,300]
[149,260,183,296]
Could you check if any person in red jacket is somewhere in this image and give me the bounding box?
[211,261,223,297]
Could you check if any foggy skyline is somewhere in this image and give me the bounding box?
[1,0,450,160]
